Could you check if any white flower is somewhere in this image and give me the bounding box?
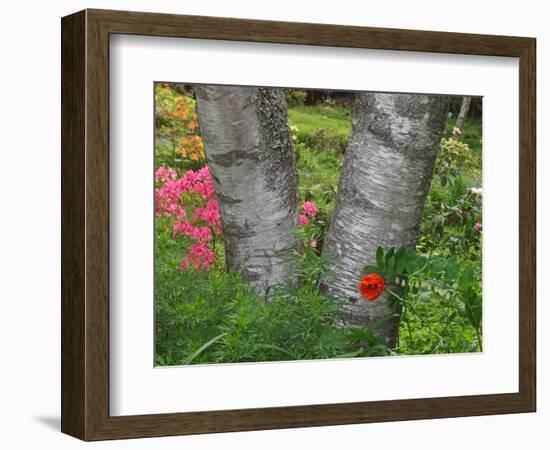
[470,187,482,196]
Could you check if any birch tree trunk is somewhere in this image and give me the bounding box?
[455,96,472,130]
[194,86,298,294]
[322,93,448,345]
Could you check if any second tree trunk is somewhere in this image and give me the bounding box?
[322,93,448,345]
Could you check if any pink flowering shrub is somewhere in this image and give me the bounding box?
[155,165,222,271]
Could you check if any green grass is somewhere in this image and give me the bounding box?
[288,104,352,144]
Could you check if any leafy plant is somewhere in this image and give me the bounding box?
[363,246,482,353]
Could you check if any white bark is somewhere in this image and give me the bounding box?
[455,96,472,130]
[194,86,298,294]
[322,93,448,345]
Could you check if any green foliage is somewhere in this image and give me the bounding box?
[284,89,308,107]
[420,177,482,259]
[436,137,464,187]
[443,118,482,184]
[364,246,482,354]
[301,128,349,154]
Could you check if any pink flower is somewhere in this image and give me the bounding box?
[156,165,222,271]
[299,214,309,226]
[179,242,216,272]
[202,199,221,226]
[474,221,482,232]
[310,240,317,248]
[172,220,213,241]
[302,201,317,217]
[155,166,177,183]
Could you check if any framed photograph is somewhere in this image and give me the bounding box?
[61,9,536,441]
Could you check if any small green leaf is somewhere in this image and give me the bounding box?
[430,258,445,274]
[364,344,390,356]
[416,255,428,272]
[464,294,482,329]
[376,246,385,269]
[335,348,365,358]
[405,251,418,273]
[445,259,460,281]
[363,265,381,275]
[459,265,474,290]
[385,248,395,271]
[182,332,227,365]
[464,291,482,328]
[255,343,296,358]
[395,247,406,274]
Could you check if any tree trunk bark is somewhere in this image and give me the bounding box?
[322,93,448,346]
[194,86,298,294]
[455,96,472,130]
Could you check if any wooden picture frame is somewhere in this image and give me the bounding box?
[61,8,536,441]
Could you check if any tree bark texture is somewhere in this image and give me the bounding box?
[194,86,298,294]
[322,93,448,345]
[455,96,472,130]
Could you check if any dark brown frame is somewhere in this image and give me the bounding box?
[61,8,536,441]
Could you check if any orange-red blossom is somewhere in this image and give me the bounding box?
[359,273,385,301]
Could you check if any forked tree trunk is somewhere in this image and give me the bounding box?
[322,93,448,346]
[455,96,472,130]
[194,86,298,294]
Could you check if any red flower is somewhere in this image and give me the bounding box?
[359,273,385,301]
